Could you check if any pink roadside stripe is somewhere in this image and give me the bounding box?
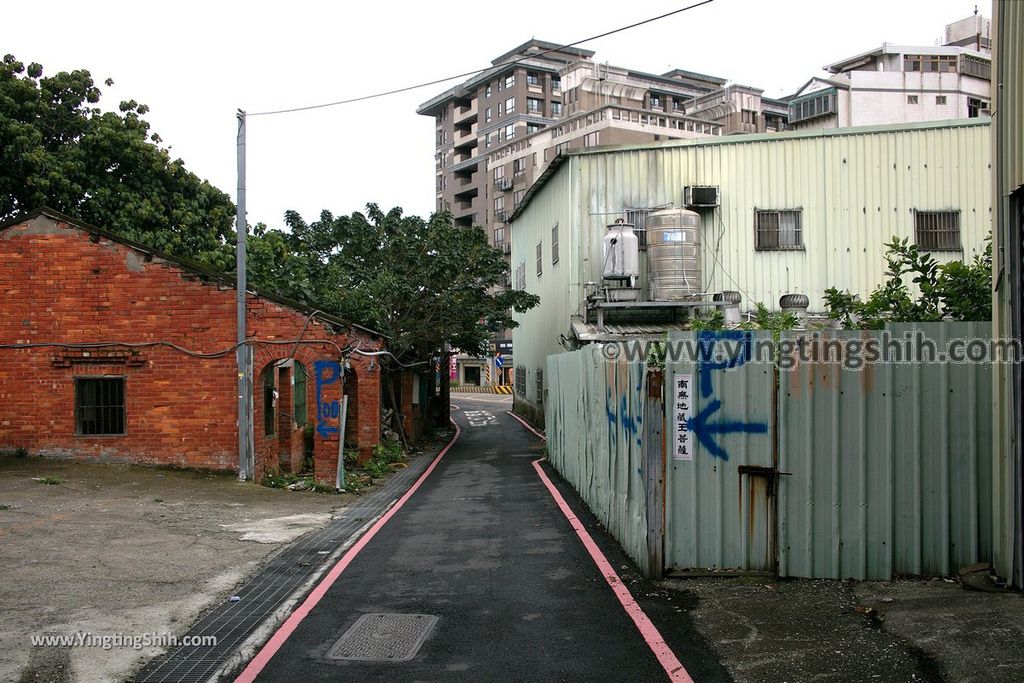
[506,410,547,441]
[528,454,692,682]
[234,422,463,683]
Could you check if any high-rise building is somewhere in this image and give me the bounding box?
[418,40,789,385]
[418,40,788,253]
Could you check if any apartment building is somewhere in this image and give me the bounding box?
[418,40,789,382]
[419,40,791,253]
[787,13,992,130]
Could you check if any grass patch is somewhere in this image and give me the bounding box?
[0,447,29,458]
[35,476,62,486]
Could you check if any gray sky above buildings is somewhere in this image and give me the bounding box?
[3,0,980,228]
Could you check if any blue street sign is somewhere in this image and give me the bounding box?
[494,353,504,368]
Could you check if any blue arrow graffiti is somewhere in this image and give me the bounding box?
[687,399,767,461]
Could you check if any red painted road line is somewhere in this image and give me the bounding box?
[530,459,694,683]
[235,422,463,683]
[506,410,547,441]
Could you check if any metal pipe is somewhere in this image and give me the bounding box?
[236,110,250,480]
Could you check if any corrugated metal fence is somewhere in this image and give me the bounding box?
[545,346,657,575]
[545,323,993,580]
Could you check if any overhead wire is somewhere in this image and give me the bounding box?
[247,1,716,117]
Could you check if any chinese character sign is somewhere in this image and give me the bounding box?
[673,373,693,461]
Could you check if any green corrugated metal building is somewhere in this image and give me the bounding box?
[510,119,991,426]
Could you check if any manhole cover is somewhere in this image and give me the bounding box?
[327,613,438,662]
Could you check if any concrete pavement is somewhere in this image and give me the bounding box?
[237,393,727,682]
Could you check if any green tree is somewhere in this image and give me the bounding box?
[260,205,539,365]
[247,205,539,436]
[0,54,234,263]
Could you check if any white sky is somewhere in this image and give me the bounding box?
[2,0,982,229]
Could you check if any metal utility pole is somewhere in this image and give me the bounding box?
[236,110,251,480]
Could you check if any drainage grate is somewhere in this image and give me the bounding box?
[132,453,438,683]
[327,613,438,662]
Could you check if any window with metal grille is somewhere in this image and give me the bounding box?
[788,90,836,123]
[293,362,307,427]
[262,366,276,436]
[536,242,543,277]
[535,369,544,404]
[515,367,527,395]
[551,223,559,264]
[625,208,652,248]
[75,377,125,436]
[755,209,803,250]
[515,260,526,290]
[914,210,961,251]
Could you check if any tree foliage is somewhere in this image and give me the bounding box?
[0,55,538,367]
[247,205,540,364]
[824,236,992,328]
[0,54,235,261]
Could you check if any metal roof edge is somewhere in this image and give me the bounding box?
[508,118,990,221]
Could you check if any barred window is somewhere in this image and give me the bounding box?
[536,369,544,404]
[625,208,651,248]
[914,210,961,251]
[75,377,125,436]
[551,223,559,264]
[536,242,543,277]
[515,367,527,395]
[515,260,527,290]
[755,209,803,250]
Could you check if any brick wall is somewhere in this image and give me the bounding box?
[0,213,383,483]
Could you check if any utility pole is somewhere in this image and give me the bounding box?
[236,110,251,480]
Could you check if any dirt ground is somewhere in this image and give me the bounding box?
[0,457,357,683]
[664,574,1024,682]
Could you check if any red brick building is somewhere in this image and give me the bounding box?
[0,209,386,483]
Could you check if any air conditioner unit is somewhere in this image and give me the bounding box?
[684,185,720,208]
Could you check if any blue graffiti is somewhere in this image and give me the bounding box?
[696,330,753,398]
[314,360,341,439]
[605,363,645,448]
[688,331,767,461]
[688,399,768,460]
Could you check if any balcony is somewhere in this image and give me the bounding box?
[495,209,511,223]
[494,176,513,191]
[454,184,479,201]
[454,100,478,124]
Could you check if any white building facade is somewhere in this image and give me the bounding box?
[788,15,992,130]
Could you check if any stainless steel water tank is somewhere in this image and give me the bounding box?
[647,208,702,301]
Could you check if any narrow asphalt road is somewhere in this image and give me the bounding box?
[245,394,729,682]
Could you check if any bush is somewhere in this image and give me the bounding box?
[824,236,991,328]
